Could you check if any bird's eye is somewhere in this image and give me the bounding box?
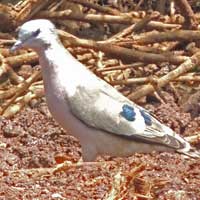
[32,28,41,37]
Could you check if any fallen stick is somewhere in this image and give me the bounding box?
[185,133,200,145]
[5,52,38,68]
[110,73,200,86]
[107,11,160,42]
[0,53,24,85]
[128,52,200,101]
[132,30,200,44]
[174,0,197,28]
[58,30,188,65]
[15,0,58,24]
[0,70,41,116]
[68,0,121,15]
[2,91,37,118]
[36,10,181,29]
[6,31,187,69]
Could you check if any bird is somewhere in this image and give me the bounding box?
[11,19,200,161]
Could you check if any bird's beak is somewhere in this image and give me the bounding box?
[10,40,23,53]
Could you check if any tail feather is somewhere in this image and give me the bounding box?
[177,147,200,158]
[164,126,200,158]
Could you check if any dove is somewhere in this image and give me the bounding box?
[11,19,200,161]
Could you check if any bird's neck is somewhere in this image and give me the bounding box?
[38,40,74,77]
[38,39,88,97]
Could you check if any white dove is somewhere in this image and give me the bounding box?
[11,19,200,161]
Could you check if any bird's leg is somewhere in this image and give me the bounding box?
[52,157,115,174]
[7,158,115,178]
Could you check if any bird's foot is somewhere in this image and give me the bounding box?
[6,159,115,178]
[52,159,115,174]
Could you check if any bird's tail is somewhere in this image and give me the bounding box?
[177,146,200,158]
[163,125,200,158]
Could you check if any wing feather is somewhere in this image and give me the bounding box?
[65,77,185,150]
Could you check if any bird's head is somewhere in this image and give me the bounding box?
[11,19,58,52]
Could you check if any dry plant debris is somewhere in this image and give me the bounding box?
[0,0,200,199]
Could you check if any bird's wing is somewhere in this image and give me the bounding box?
[65,77,185,150]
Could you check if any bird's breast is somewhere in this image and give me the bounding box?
[43,75,89,141]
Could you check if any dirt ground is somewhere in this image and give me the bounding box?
[0,92,200,200]
[0,1,200,199]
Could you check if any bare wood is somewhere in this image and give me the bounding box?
[15,0,58,25]
[58,30,188,65]
[156,0,167,14]
[128,52,200,101]
[132,30,200,44]
[5,52,38,68]
[185,133,200,145]
[0,48,27,57]
[1,70,41,116]
[68,0,120,15]
[135,0,144,11]
[36,10,137,24]
[2,92,37,118]
[110,73,200,86]
[0,3,15,32]
[36,10,181,30]
[0,32,14,40]
[107,11,160,42]
[174,0,197,28]
[132,11,160,33]
[0,52,24,85]
[96,63,144,72]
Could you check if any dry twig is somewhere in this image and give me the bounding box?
[132,30,200,44]
[58,30,188,65]
[128,52,200,101]
[1,70,41,116]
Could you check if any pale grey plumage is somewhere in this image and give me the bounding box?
[11,19,200,161]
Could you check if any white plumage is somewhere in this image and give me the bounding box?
[11,19,200,161]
